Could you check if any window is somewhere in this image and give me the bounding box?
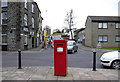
[99,23,102,28]
[39,12,41,18]
[2,29,7,34]
[98,35,108,42]
[24,35,28,45]
[2,34,7,43]
[24,14,28,26]
[1,12,8,25]
[1,0,8,7]
[98,23,107,28]
[116,23,120,28]
[39,22,41,28]
[32,4,34,13]
[32,17,34,28]
[103,23,107,28]
[116,35,120,42]
[24,0,27,9]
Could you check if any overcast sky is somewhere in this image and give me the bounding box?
[34,0,119,32]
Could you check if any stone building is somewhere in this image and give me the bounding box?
[1,0,43,51]
[85,16,120,48]
[74,28,85,42]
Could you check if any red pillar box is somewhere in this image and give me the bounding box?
[54,39,67,76]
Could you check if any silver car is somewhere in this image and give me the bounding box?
[67,40,78,54]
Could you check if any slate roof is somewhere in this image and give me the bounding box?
[74,28,85,33]
[88,16,120,22]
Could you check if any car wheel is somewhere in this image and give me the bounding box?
[111,60,120,69]
[76,50,77,52]
[71,50,74,54]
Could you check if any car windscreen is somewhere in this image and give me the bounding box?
[67,42,73,46]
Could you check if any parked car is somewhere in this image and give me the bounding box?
[67,40,78,53]
[77,39,82,43]
[100,51,120,69]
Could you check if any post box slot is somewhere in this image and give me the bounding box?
[57,44,63,46]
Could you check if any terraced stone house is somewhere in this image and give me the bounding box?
[0,0,43,51]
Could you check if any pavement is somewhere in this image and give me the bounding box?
[78,44,115,53]
[1,44,119,81]
[2,45,44,54]
[1,66,119,80]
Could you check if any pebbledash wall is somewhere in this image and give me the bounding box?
[1,0,43,51]
[85,16,120,48]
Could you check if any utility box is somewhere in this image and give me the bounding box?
[54,39,67,76]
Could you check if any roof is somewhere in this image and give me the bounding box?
[74,28,85,33]
[87,16,120,22]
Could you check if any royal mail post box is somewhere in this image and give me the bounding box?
[54,39,67,76]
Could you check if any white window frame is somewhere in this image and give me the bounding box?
[32,17,34,28]
[24,35,28,45]
[39,12,41,18]
[32,4,34,13]
[103,23,107,28]
[24,14,28,26]
[98,23,102,28]
[1,0,8,7]
[98,23,107,29]
[116,36,120,42]
[116,23,120,28]
[98,35,108,42]
[24,0,27,9]
[1,12,7,25]
[2,34,7,44]
[98,36,102,42]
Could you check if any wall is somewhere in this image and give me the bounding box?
[2,1,42,51]
[85,17,92,47]
[92,22,119,48]
[7,2,21,51]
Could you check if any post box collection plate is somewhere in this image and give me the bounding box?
[57,47,63,52]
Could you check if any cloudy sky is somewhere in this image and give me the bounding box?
[34,0,119,32]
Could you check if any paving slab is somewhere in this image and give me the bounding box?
[1,66,119,81]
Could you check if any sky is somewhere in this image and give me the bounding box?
[34,0,119,32]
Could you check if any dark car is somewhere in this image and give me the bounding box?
[67,40,78,53]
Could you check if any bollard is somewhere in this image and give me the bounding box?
[18,49,22,69]
[93,51,96,71]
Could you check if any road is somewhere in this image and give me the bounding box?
[2,47,105,69]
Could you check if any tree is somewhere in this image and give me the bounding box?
[64,9,76,39]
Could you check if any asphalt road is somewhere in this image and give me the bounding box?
[2,48,104,68]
